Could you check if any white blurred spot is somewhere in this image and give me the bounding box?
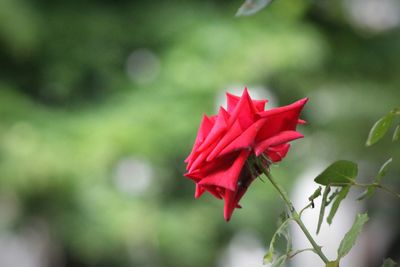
[126,49,160,84]
[0,221,61,267]
[218,230,266,267]
[216,85,278,112]
[113,157,153,196]
[343,0,400,33]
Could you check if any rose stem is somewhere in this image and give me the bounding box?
[257,162,329,264]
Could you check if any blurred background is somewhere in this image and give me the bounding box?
[0,0,400,266]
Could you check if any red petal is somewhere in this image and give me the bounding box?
[224,189,236,221]
[184,115,214,163]
[203,185,224,199]
[227,89,267,113]
[223,181,252,221]
[258,98,308,118]
[207,120,242,162]
[183,171,200,182]
[298,119,307,124]
[218,118,267,157]
[256,98,308,141]
[255,131,304,156]
[253,99,267,112]
[198,150,250,191]
[197,107,228,152]
[188,143,216,172]
[195,184,205,198]
[228,88,257,129]
[266,143,290,162]
[226,92,240,113]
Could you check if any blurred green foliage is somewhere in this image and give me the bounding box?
[0,0,399,266]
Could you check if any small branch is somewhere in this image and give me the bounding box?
[299,203,313,218]
[374,184,400,198]
[354,182,400,199]
[288,248,316,259]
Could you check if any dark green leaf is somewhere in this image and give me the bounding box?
[381,258,396,267]
[326,261,340,267]
[317,185,331,234]
[314,160,358,186]
[337,213,369,259]
[393,125,400,141]
[327,186,350,225]
[356,186,376,201]
[376,158,393,183]
[270,254,287,267]
[326,189,340,206]
[235,0,273,17]
[366,113,394,146]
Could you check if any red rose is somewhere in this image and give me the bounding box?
[184,88,308,221]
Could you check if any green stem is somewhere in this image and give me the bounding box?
[375,184,400,198]
[299,203,313,218]
[353,182,400,198]
[288,248,315,259]
[327,181,400,199]
[259,163,329,264]
[293,214,329,263]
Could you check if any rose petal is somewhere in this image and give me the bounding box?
[253,99,268,112]
[184,115,214,163]
[197,107,228,152]
[223,180,252,221]
[223,189,236,221]
[218,118,267,157]
[227,91,267,113]
[255,131,304,156]
[258,98,308,118]
[198,150,250,191]
[256,98,308,141]
[203,185,224,199]
[195,184,205,198]
[266,143,290,162]
[207,120,242,162]
[298,119,307,124]
[226,92,240,113]
[228,88,257,129]
[188,143,216,172]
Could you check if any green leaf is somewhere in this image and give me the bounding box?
[356,186,376,201]
[326,261,340,267]
[366,113,394,146]
[314,160,358,186]
[317,185,331,234]
[381,258,396,267]
[337,213,369,259]
[393,125,400,141]
[376,158,393,183]
[263,251,273,264]
[326,189,340,206]
[327,186,350,225]
[263,218,291,264]
[235,0,273,17]
[270,254,287,267]
[308,186,322,202]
